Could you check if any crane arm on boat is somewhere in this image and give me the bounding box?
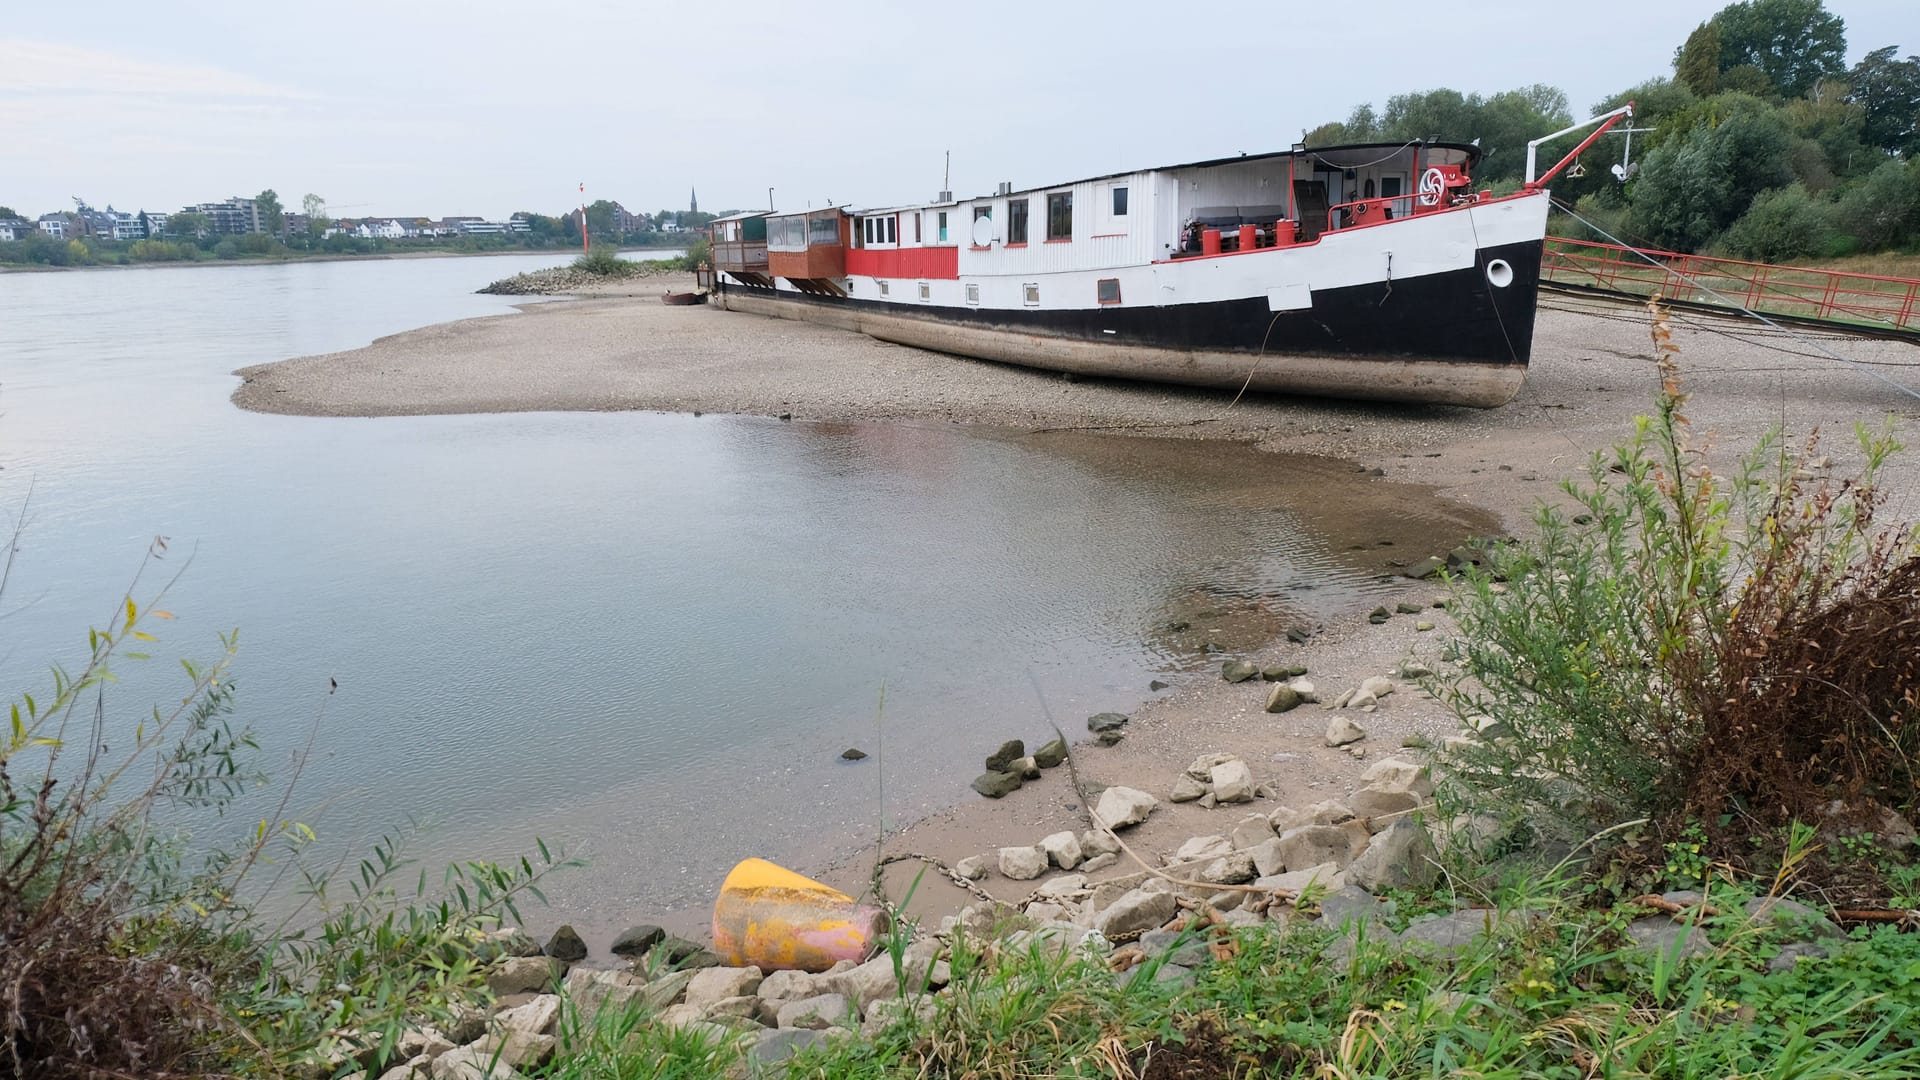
[1524,104,1635,190]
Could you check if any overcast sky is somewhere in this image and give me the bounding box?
[2,0,1911,220]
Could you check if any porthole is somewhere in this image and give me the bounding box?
[1486,259,1514,288]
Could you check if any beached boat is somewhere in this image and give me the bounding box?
[708,120,1624,408]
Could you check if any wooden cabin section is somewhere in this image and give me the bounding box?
[710,211,771,284]
[767,209,850,291]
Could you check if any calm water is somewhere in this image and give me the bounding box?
[0,253,1483,922]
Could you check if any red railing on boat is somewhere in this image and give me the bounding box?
[1543,237,1920,333]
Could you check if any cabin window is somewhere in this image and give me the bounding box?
[809,214,839,245]
[886,217,896,243]
[862,220,872,245]
[965,283,980,305]
[937,211,948,242]
[914,213,922,242]
[1097,278,1121,304]
[1382,176,1403,198]
[1111,186,1128,216]
[1007,198,1029,244]
[878,280,889,296]
[974,205,991,222]
[918,281,930,301]
[1046,192,1072,240]
[1023,283,1040,306]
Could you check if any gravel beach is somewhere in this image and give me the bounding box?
[232,273,1920,934]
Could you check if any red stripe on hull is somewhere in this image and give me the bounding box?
[845,246,960,280]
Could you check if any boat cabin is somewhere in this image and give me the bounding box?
[709,211,772,285]
[766,208,851,295]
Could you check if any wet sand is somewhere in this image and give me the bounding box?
[232,274,1920,939]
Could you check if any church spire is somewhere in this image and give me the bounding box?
[689,187,698,215]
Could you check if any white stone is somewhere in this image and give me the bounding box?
[1347,817,1440,893]
[1184,752,1238,782]
[1169,774,1209,802]
[1360,757,1433,797]
[431,1047,527,1080]
[1273,825,1355,872]
[1288,678,1317,702]
[1230,814,1277,850]
[1171,835,1234,863]
[1033,873,1088,899]
[1248,836,1287,877]
[1081,829,1121,857]
[1080,852,1119,872]
[1254,862,1345,894]
[998,845,1048,881]
[1095,786,1158,830]
[1327,715,1368,747]
[684,966,763,1010]
[496,994,561,1038]
[1201,852,1257,884]
[954,855,989,880]
[1359,675,1396,698]
[1093,887,1179,940]
[757,968,823,1003]
[1209,760,1255,803]
[776,993,853,1030]
[1038,831,1084,869]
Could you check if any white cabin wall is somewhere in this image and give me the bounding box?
[954,171,1154,279]
[1172,159,1295,221]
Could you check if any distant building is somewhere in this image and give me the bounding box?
[0,218,31,241]
[36,214,67,239]
[178,197,262,235]
[507,215,531,233]
[457,219,508,235]
[139,210,169,239]
[354,219,408,240]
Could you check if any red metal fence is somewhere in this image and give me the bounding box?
[1543,238,1920,333]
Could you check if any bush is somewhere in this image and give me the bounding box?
[676,234,711,272]
[572,244,634,276]
[0,542,573,1077]
[1834,158,1920,250]
[1717,183,1834,261]
[1434,301,1916,865]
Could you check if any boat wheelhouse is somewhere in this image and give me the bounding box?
[711,139,1568,407]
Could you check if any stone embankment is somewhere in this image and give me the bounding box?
[477,262,678,295]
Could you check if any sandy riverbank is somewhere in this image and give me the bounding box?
[231,276,1920,941]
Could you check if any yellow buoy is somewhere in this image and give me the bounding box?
[711,858,887,972]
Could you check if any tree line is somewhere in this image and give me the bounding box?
[1304,0,1917,263]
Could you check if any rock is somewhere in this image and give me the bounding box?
[749,1028,834,1066]
[1149,679,1170,691]
[1248,837,1287,877]
[650,936,721,970]
[396,1026,456,1061]
[1397,909,1507,957]
[1222,659,1260,683]
[984,739,1025,772]
[1397,659,1433,679]
[1743,896,1843,939]
[1404,557,1446,579]
[1260,665,1291,681]
[685,966,764,1010]
[610,925,665,957]
[1768,942,1830,972]
[1201,852,1257,884]
[971,771,1022,798]
[998,845,1048,881]
[1317,885,1393,930]
[430,1046,528,1080]
[1369,605,1392,622]
[1033,874,1088,900]
[1347,818,1440,893]
[1415,620,1435,632]
[1095,729,1126,747]
[477,928,541,961]
[1326,715,1367,747]
[1081,830,1120,858]
[1255,862,1345,894]
[468,1028,556,1072]
[1087,712,1129,733]
[840,747,868,761]
[1402,733,1433,749]
[1032,737,1067,768]
[954,855,989,880]
[1094,786,1158,830]
[1359,676,1396,698]
[833,940,946,1008]
[1625,917,1709,959]
[1094,887,1179,939]
[1140,929,1211,969]
[1184,752,1239,782]
[1348,745,1368,758]
[1198,792,1217,809]
[497,994,561,1038]
[1304,800,1358,826]
[756,969,823,1003]
[861,995,936,1036]
[1395,601,1423,615]
[1350,787,1424,825]
[1360,758,1434,797]
[1273,825,1355,872]
[1172,835,1234,863]
[1038,832,1084,870]
[1264,684,1303,713]
[542,926,587,963]
[1349,691,1379,711]
[776,992,853,1030]
[1210,760,1255,803]
[1289,678,1317,702]
[1285,625,1313,643]
[1080,852,1118,872]
[1231,814,1277,850]
[1011,756,1042,780]
[1169,774,1208,802]
[486,956,562,997]
[562,968,647,1020]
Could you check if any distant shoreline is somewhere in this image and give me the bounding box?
[0,245,687,275]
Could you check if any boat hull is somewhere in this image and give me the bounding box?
[718,237,1541,408]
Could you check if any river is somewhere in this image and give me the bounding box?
[0,251,1481,926]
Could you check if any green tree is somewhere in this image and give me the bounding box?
[168,211,211,239]
[585,199,618,241]
[1833,158,1920,249]
[1848,46,1920,156]
[1711,0,1846,99]
[0,205,18,219]
[1718,183,1831,260]
[301,193,329,235]
[254,189,283,235]
[1675,21,1722,96]
[1630,95,1794,250]
[1303,103,1381,145]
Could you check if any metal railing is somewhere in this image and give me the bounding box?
[1543,237,1920,333]
[1327,195,1416,231]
